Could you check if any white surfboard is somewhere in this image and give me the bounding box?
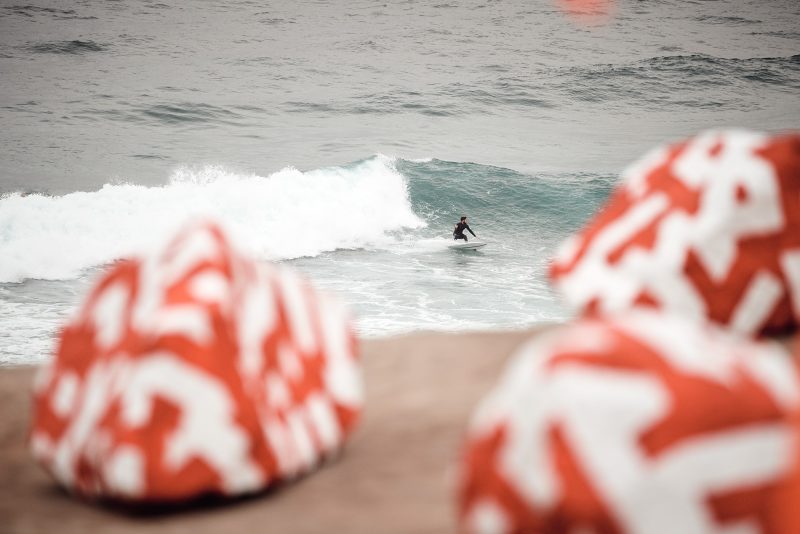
[448,241,487,250]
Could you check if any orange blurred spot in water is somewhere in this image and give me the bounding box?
[557,0,616,26]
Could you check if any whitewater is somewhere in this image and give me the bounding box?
[0,156,425,283]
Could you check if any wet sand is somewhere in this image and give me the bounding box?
[0,329,537,534]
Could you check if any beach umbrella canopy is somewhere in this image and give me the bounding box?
[29,220,362,502]
[457,310,800,533]
[550,129,800,337]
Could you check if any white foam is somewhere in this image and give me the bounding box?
[0,156,425,283]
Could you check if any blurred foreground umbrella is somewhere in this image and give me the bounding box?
[550,130,800,337]
[29,220,362,503]
[457,310,800,533]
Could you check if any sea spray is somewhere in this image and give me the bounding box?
[0,156,424,283]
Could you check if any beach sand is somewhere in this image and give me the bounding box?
[0,329,538,533]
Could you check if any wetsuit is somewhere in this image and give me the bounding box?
[453,222,476,241]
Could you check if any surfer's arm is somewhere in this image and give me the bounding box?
[466,225,476,237]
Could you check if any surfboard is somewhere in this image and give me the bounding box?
[448,241,487,250]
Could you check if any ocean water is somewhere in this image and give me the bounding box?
[1,0,798,365]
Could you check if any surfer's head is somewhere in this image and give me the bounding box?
[460,216,467,222]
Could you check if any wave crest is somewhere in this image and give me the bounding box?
[0,156,424,283]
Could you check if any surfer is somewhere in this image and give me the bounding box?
[453,216,476,242]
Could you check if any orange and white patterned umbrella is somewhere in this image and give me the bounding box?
[457,311,800,533]
[29,220,362,502]
[550,130,800,337]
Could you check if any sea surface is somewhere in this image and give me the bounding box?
[1,0,798,365]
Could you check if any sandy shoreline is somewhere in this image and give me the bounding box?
[0,329,539,533]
